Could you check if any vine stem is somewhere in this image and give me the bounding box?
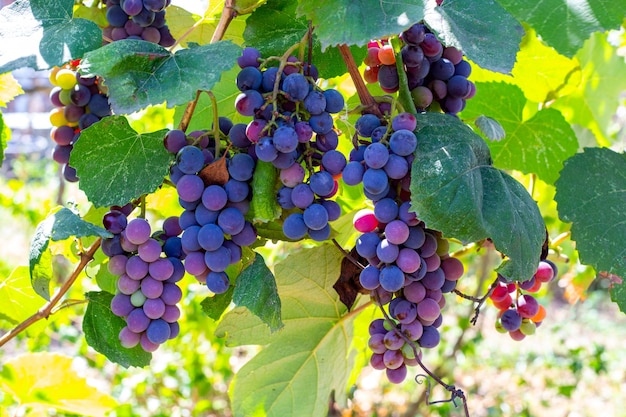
[0,238,102,348]
[390,37,417,115]
[337,44,382,117]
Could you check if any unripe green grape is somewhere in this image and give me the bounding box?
[131,290,147,307]
[520,318,536,335]
[495,318,507,334]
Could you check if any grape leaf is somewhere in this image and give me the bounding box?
[79,40,242,114]
[0,73,24,107]
[217,244,360,417]
[410,113,545,281]
[29,208,112,300]
[0,112,8,164]
[424,0,523,73]
[233,253,283,332]
[0,0,101,73]
[297,0,426,51]
[496,0,624,57]
[0,267,46,334]
[201,286,235,320]
[475,115,506,141]
[83,291,152,368]
[0,352,117,417]
[70,116,172,208]
[610,282,626,315]
[555,148,626,279]
[245,0,366,78]
[461,82,578,185]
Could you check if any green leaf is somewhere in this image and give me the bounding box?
[83,291,152,368]
[233,253,283,332]
[201,286,234,321]
[29,207,112,300]
[496,0,624,57]
[70,116,172,208]
[0,352,117,417]
[555,148,626,278]
[610,282,626,315]
[0,0,101,73]
[0,112,8,165]
[297,0,425,50]
[79,40,242,114]
[424,0,522,73]
[220,244,360,417]
[461,82,579,184]
[245,0,365,78]
[0,267,46,333]
[249,160,281,223]
[410,113,545,281]
[475,115,505,141]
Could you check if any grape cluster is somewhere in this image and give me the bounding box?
[234,47,345,241]
[103,0,175,46]
[48,62,112,182]
[348,113,465,383]
[363,22,475,115]
[164,121,259,294]
[490,260,557,340]
[102,205,184,352]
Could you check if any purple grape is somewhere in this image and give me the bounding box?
[160,282,182,305]
[202,185,228,211]
[127,307,150,332]
[146,318,170,344]
[138,238,161,262]
[143,297,166,319]
[379,265,405,292]
[111,293,134,317]
[236,66,263,91]
[141,276,164,299]
[323,89,344,113]
[235,90,264,116]
[204,246,231,272]
[119,326,141,348]
[355,114,382,137]
[238,47,261,68]
[282,73,309,101]
[282,213,308,240]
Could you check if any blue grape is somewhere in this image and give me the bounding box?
[177,145,204,174]
[364,142,390,169]
[238,47,261,69]
[206,271,230,294]
[217,207,245,235]
[228,153,255,181]
[282,73,309,101]
[303,203,329,231]
[235,90,264,116]
[272,126,299,153]
[360,265,381,290]
[309,112,334,134]
[283,213,308,240]
[309,171,335,197]
[384,154,409,179]
[204,245,231,272]
[355,114,382,137]
[236,66,263,91]
[255,137,278,162]
[379,265,405,292]
[362,168,389,195]
[197,224,224,251]
[389,130,418,156]
[308,224,331,241]
[342,161,364,186]
[291,183,314,209]
[323,89,344,113]
[303,90,326,115]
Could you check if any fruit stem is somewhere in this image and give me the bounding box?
[338,44,382,117]
[390,37,418,116]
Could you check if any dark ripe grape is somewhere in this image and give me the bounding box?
[78,113,99,130]
[228,153,255,181]
[356,232,381,258]
[238,47,261,69]
[218,207,245,235]
[290,183,314,209]
[500,309,522,331]
[517,294,539,318]
[143,0,167,12]
[141,26,161,43]
[158,26,176,47]
[309,223,331,241]
[368,333,386,354]
[140,333,160,352]
[401,45,424,68]
[379,265,405,292]
[442,46,463,65]
[418,325,440,348]
[106,5,129,27]
[261,67,279,92]
[132,7,155,26]
[350,145,367,162]
[235,90,264,116]
[197,223,224,251]
[441,257,464,281]
[273,126,299,153]
[122,0,143,15]
[237,66,263,91]
[383,154,409,180]
[161,282,182,305]
[397,248,421,274]
[88,93,111,118]
[454,60,472,77]
[176,145,204,174]
[314,130,339,151]
[146,318,171,345]
[294,121,313,143]
[103,210,128,234]
[416,297,440,322]
[279,163,305,188]
[231,222,257,246]
[370,353,386,370]
[401,319,424,341]
[127,307,151,332]
[321,150,347,176]
[138,238,161,262]
[422,268,445,290]
[164,129,187,154]
[373,198,398,223]
[141,276,164,299]
[362,168,389,195]
[394,299,418,324]
[401,23,426,45]
[176,174,204,202]
[355,114,382,137]
[377,64,399,91]
[369,318,387,336]
[303,90,326,115]
[201,185,227,211]
[207,271,230,294]
[442,97,465,114]
[282,213,308,240]
[282,73,309,101]
[277,186,295,209]
[181,225,201,252]
[389,129,418,156]
[64,104,85,123]
[308,112,334,134]
[392,112,417,131]
[323,89,344,113]
[342,161,364,185]
[204,245,232,272]
[309,171,335,197]
[119,326,141,348]
[364,142,389,169]
[149,258,174,281]
[303,203,329,231]
[51,126,75,146]
[385,220,410,245]
[447,75,471,99]
[255,137,278,162]
[102,235,125,258]
[111,293,134,317]
[228,123,250,148]
[423,253,441,272]
[70,84,91,106]
[246,119,268,143]
[124,19,143,36]
[163,236,182,258]
[518,276,536,291]
[421,33,442,57]
[224,179,250,203]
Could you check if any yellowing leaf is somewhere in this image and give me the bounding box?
[0,73,23,107]
[0,352,117,417]
[0,267,46,334]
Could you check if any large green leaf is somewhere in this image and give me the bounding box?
[461,82,578,184]
[410,113,545,281]
[297,0,426,50]
[29,208,112,300]
[83,291,152,368]
[610,282,626,315]
[233,253,283,332]
[0,112,7,164]
[555,148,626,279]
[79,40,242,114]
[0,267,46,334]
[217,244,361,417]
[0,0,101,73]
[245,0,366,78]
[70,116,172,208]
[496,0,624,57]
[0,352,117,416]
[424,0,522,73]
